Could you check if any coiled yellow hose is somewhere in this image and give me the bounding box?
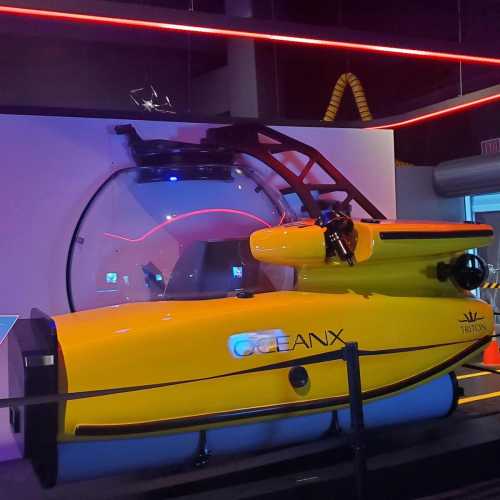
[323,72,412,166]
[323,72,373,122]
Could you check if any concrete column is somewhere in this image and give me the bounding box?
[192,0,278,118]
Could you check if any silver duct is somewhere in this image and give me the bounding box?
[434,154,500,197]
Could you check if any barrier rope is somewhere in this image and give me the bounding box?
[463,363,500,375]
[0,334,494,410]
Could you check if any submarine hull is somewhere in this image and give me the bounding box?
[57,373,457,482]
[8,219,493,485]
[54,292,490,442]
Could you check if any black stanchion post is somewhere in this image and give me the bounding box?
[343,341,367,500]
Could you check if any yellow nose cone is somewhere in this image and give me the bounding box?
[250,221,326,267]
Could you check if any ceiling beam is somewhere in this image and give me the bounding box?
[350,84,500,129]
[0,0,499,66]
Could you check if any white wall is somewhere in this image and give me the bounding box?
[0,114,395,318]
[396,166,465,221]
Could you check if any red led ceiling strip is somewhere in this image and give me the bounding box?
[367,92,500,129]
[1,5,500,66]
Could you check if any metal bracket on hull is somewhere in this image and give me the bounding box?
[194,430,211,468]
[115,124,235,167]
[7,309,58,488]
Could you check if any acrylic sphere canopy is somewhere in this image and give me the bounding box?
[68,164,295,311]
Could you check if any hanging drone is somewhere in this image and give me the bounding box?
[130,85,176,114]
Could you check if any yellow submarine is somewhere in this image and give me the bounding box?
[55,217,493,441]
[8,124,495,485]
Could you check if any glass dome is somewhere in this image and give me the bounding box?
[68,164,295,311]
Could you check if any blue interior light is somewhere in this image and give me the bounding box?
[232,266,243,279]
[106,272,118,284]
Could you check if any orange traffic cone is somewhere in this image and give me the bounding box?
[483,339,500,366]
